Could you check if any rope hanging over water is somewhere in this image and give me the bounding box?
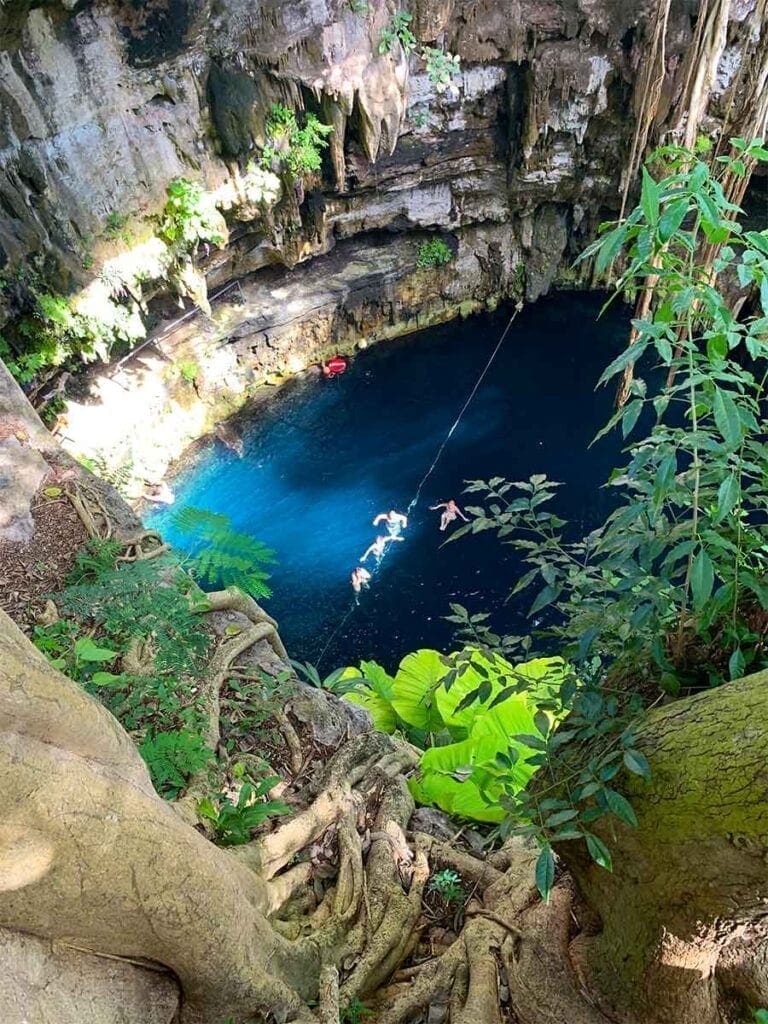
[406,303,523,516]
[315,302,523,668]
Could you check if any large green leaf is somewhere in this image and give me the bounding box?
[434,655,567,731]
[391,649,447,732]
[409,732,506,822]
[345,689,398,733]
[409,689,551,822]
[340,660,397,732]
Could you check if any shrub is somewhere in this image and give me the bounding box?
[416,238,453,268]
[379,12,416,55]
[422,46,461,93]
[158,178,225,252]
[139,728,215,798]
[262,104,333,178]
[197,776,290,845]
[338,648,570,822]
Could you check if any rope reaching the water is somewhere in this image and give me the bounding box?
[314,302,522,668]
[406,303,522,515]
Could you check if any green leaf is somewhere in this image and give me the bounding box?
[597,339,648,387]
[690,547,714,610]
[585,833,613,871]
[391,649,446,733]
[90,671,124,687]
[74,636,118,662]
[594,225,626,277]
[715,473,740,522]
[603,788,638,827]
[529,585,559,615]
[707,334,728,362]
[640,167,660,225]
[658,197,688,242]
[713,388,742,450]
[654,335,674,363]
[621,399,643,438]
[544,808,579,827]
[535,844,555,902]
[623,749,651,779]
[728,646,746,681]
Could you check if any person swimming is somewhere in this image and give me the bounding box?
[350,566,372,594]
[360,534,404,563]
[430,499,469,531]
[373,509,408,537]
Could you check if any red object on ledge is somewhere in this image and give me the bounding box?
[322,356,348,378]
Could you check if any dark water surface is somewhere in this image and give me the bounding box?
[148,293,630,671]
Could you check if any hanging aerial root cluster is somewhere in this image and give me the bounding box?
[66,480,169,560]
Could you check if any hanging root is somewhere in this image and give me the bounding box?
[273,707,304,776]
[116,529,169,561]
[191,586,290,753]
[200,587,287,662]
[318,965,341,1024]
[67,482,169,559]
[67,482,114,540]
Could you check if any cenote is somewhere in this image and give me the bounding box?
[149,291,630,670]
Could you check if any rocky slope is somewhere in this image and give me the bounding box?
[0,0,763,485]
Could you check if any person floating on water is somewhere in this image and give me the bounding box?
[361,534,404,563]
[373,509,408,537]
[350,566,372,595]
[430,499,469,532]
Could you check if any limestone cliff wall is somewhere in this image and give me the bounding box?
[0,0,763,485]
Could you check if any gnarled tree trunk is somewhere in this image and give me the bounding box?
[3,602,768,1024]
[563,670,768,1024]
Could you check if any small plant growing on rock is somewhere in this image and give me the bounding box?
[416,237,453,268]
[262,103,333,178]
[427,868,465,905]
[379,11,416,55]
[198,776,290,846]
[422,45,461,93]
[158,178,225,253]
[140,729,215,799]
[177,360,199,383]
[242,162,282,207]
[340,999,373,1024]
[104,211,132,244]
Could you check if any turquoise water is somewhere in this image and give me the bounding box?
[147,293,629,671]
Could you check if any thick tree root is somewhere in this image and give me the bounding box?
[67,482,169,560]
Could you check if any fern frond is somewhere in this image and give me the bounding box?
[174,505,277,600]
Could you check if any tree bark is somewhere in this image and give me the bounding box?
[561,669,768,1024]
[5,597,768,1024]
[0,609,321,1022]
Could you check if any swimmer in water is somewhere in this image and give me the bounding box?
[361,534,404,563]
[373,509,408,536]
[351,566,372,594]
[430,499,469,532]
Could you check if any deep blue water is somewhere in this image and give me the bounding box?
[148,293,630,672]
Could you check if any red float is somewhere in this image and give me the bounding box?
[322,356,348,378]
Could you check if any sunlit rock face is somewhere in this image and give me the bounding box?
[0,0,759,484]
[0,0,648,285]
